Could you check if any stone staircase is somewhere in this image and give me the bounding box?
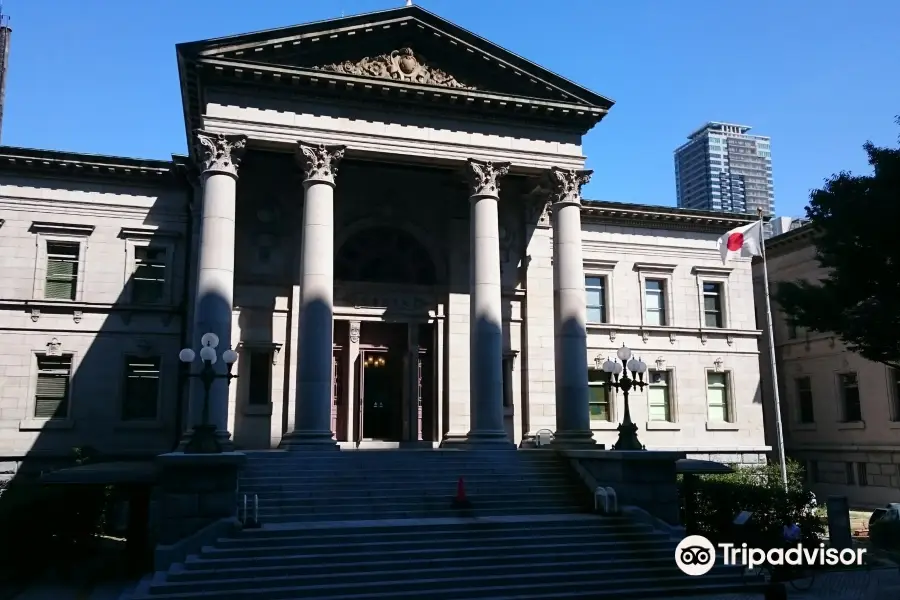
[128,449,750,599]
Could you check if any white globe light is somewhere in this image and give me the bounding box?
[612,362,623,375]
[178,348,195,363]
[626,358,639,373]
[200,332,220,349]
[602,359,616,373]
[199,346,216,362]
[636,359,648,374]
[616,345,632,362]
[222,348,238,364]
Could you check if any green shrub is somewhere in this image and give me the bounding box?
[870,518,900,551]
[683,459,824,547]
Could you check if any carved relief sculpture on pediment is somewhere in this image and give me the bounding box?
[315,48,475,90]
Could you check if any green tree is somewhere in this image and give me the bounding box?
[775,119,900,369]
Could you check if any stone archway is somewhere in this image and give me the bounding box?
[335,226,437,286]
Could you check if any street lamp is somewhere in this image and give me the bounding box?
[598,344,648,451]
[179,332,238,454]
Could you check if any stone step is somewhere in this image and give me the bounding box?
[248,490,580,507]
[254,502,585,518]
[159,557,686,595]
[131,567,744,600]
[239,468,567,479]
[231,515,624,538]
[196,532,668,560]
[215,525,649,550]
[238,474,574,485]
[182,539,671,572]
[237,482,579,495]
[254,505,589,523]
[173,548,673,582]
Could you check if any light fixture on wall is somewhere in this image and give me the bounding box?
[600,344,648,451]
[178,332,239,454]
[365,355,386,368]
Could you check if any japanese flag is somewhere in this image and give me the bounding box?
[719,220,763,263]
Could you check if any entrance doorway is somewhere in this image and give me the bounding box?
[359,349,403,440]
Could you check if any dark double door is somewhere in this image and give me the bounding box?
[359,349,404,441]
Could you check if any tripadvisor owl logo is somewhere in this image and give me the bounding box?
[674,534,867,576]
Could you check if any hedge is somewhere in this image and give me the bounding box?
[682,459,825,548]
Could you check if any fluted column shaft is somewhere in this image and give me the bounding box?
[466,159,512,445]
[190,131,247,437]
[549,167,595,446]
[284,142,345,448]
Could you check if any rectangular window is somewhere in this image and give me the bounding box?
[34,355,73,419]
[845,462,855,485]
[644,279,667,326]
[132,246,167,304]
[838,373,862,422]
[45,241,80,300]
[247,350,272,405]
[796,376,815,424]
[702,282,724,328]
[122,356,161,420]
[892,369,900,422]
[787,319,798,340]
[857,463,868,487]
[585,276,607,323]
[587,370,611,422]
[808,460,819,484]
[706,371,730,422]
[648,370,672,422]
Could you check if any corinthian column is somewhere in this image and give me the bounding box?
[283,141,345,449]
[465,159,513,446]
[548,166,595,447]
[189,130,247,443]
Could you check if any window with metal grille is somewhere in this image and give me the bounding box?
[45,241,79,300]
[648,370,672,422]
[122,356,160,420]
[702,282,723,328]
[248,350,272,406]
[585,276,607,323]
[34,355,72,419]
[857,462,868,487]
[132,246,167,304]
[706,371,731,422]
[644,279,667,326]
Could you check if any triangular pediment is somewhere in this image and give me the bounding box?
[178,6,613,108]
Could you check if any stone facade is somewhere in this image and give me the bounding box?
[0,6,768,466]
[754,227,900,507]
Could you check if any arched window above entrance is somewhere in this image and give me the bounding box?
[335,227,437,286]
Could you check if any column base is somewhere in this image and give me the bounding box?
[551,430,597,449]
[465,430,516,448]
[177,426,234,453]
[280,430,339,450]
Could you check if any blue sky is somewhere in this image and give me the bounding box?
[2,0,897,217]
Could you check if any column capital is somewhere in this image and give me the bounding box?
[547,166,593,206]
[193,130,247,178]
[296,141,346,186]
[466,158,510,198]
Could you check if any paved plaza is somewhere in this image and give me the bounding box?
[661,568,900,600]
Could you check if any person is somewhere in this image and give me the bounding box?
[783,522,803,544]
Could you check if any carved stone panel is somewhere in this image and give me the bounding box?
[315,48,475,89]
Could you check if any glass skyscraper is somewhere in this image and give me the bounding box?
[674,122,775,235]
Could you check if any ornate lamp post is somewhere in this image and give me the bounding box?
[179,332,238,454]
[597,344,648,451]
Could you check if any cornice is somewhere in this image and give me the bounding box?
[581,200,756,234]
[193,57,605,132]
[756,224,815,260]
[0,146,191,188]
[0,198,189,222]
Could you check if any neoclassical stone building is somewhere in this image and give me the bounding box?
[0,5,768,465]
[756,227,900,507]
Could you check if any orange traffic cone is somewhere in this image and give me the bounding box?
[452,476,472,509]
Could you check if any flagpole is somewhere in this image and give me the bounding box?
[757,208,789,491]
